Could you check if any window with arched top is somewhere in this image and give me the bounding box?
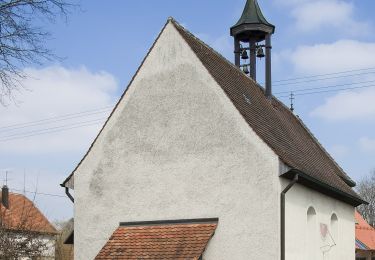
[307,207,316,220]
[330,213,339,258]
[306,207,317,260]
[331,213,338,240]
[331,213,339,252]
[307,207,317,260]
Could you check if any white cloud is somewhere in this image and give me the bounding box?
[287,40,375,74]
[311,87,375,120]
[275,0,370,35]
[359,137,375,152]
[0,66,118,154]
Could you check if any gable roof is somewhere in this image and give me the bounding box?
[0,192,56,234]
[171,20,363,206]
[355,211,375,251]
[62,18,364,206]
[95,218,218,260]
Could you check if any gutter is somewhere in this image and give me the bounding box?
[281,169,367,207]
[281,174,298,260]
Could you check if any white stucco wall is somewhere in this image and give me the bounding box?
[74,21,281,260]
[284,180,355,260]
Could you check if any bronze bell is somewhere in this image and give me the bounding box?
[241,49,249,60]
[256,47,265,58]
[243,65,250,74]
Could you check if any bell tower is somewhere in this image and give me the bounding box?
[230,0,275,98]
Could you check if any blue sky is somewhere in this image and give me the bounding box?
[1,0,375,221]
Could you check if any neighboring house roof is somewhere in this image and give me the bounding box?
[61,18,364,206]
[95,219,218,260]
[0,192,56,234]
[355,211,375,251]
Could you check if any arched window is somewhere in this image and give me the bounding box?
[307,207,317,260]
[331,213,338,240]
[307,207,316,221]
[330,213,339,259]
[331,213,339,251]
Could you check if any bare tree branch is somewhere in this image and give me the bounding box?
[0,0,75,105]
[357,169,375,227]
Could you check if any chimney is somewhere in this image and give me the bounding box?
[1,185,9,209]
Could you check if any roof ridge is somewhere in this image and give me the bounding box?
[120,218,219,227]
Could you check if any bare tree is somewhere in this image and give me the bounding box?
[357,170,375,227]
[0,0,74,105]
[0,228,50,259]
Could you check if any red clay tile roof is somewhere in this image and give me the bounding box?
[170,20,362,204]
[0,192,56,234]
[356,211,375,250]
[95,219,218,260]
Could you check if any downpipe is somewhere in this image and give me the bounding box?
[65,187,74,203]
[281,174,299,260]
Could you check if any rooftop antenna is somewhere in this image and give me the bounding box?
[3,170,11,186]
[290,92,295,113]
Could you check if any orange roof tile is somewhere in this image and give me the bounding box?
[355,211,375,250]
[0,192,56,234]
[95,219,218,260]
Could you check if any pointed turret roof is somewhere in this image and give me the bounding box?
[231,0,275,37]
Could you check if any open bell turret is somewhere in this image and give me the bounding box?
[231,0,275,99]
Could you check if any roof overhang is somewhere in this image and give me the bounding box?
[60,176,73,189]
[340,175,356,188]
[230,23,275,41]
[281,169,367,207]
